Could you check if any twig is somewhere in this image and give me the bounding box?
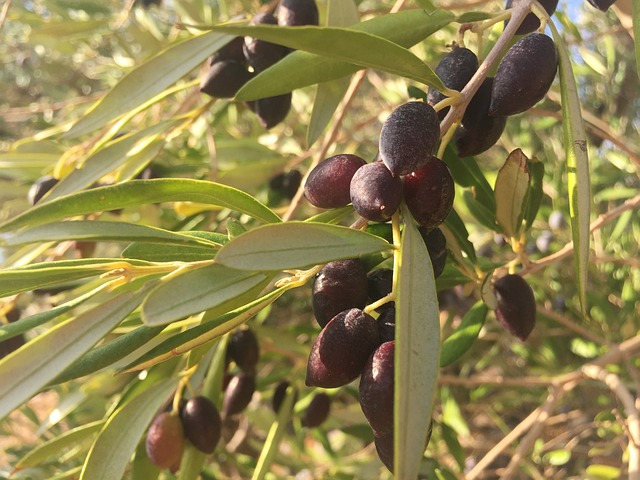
[464,333,640,478]
[439,0,535,138]
[281,69,368,221]
[582,365,640,480]
[520,192,640,276]
[0,0,12,31]
[537,305,609,346]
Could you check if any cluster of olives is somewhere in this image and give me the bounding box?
[427,33,558,157]
[226,327,332,428]
[304,249,446,470]
[305,102,455,229]
[146,395,222,472]
[200,0,319,129]
[144,327,260,472]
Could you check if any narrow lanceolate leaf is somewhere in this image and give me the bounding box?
[65,31,234,138]
[251,385,296,480]
[80,378,178,480]
[4,221,220,248]
[0,284,107,342]
[0,179,280,233]
[307,77,352,148]
[0,287,148,420]
[215,222,393,271]
[494,149,531,237]
[550,21,591,313]
[141,263,270,326]
[0,259,150,298]
[45,123,174,203]
[122,287,286,372]
[307,0,358,147]
[52,324,166,384]
[395,207,440,479]
[208,24,443,89]
[236,9,454,100]
[440,302,487,367]
[15,420,105,469]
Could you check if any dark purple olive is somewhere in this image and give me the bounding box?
[505,0,559,34]
[373,421,433,473]
[227,327,259,373]
[489,34,558,117]
[146,412,185,470]
[278,0,319,26]
[402,156,455,230]
[180,396,222,454]
[586,0,616,11]
[419,227,447,278]
[350,162,403,222]
[376,305,396,343]
[200,60,252,98]
[304,154,367,209]
[456,77,508,157]
[359,341,394,435]
[222,372,256,417]
[301,393,331,427]
[269,169,302,200]
[427,47,479,120]
[367,268,394,303]
[312,259,368,328]
[252,93,292,129]
[210,36,246,64]
[305,308,380,388]
[243,12,288,72]
[272,381,298,413]
[493,274,536,340]
[0,307,24,359]
[28,175,59,205]
[378,101,441,175]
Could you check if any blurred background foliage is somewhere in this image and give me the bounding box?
[0,0,639,479]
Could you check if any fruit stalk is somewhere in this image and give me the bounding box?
[439,0,537,138]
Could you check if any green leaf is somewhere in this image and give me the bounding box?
[45,124,173,203]
[0,284,107,342]
[65,31,234,138]
[442,209,477,264]
[523,160,545,231]
[4,220,221,248]
[236,9,455,100]
[0,259,149,298]
[121,231,227,262]
[443,146,495,211]
[0,287,149,420]
[79,378,178,480]
[52,324,166,384]
[463,190,498,231]
[251,385,296,480]
[215,221,393,270]
[306,0,360,147]
[440,302,487,367]
[15,420,105,469]
[122,287,286,372]
[395,207,440,480]
[549,21,591,313]
[208,24,443,89]
[0,179,281,233]
[141,263,270,326]
[494,149,531,237]
[307,78,353,148]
